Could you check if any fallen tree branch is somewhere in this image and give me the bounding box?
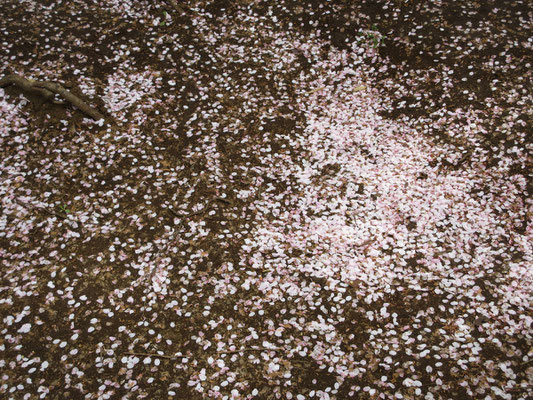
[0,74,105,121]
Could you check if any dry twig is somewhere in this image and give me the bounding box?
[0,73,105,120]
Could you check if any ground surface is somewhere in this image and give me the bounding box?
[0,1,531,399]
